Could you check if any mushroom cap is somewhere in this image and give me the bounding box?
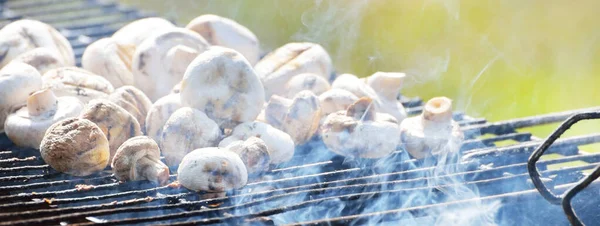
[79,99,142,162]
[13,47,65,75]
[112,136,170,185]
[284,73,331,98]
[42,67,115,103]
[225,136,271,174]
[0,19,74,68]
[331,73,379,99]
[40,117,110,176]
[132,27,210,101]
[219,121,294,164]
[180,46,265,130]
[109,86,152,133]
[318,89,359,116]
[145,93,182,143]
[265,91,321,145]
[0,62,43,132]
[82,38,135,88]
[5,91,83,149]
[112,17,176,47]
[177,147,248,192]
[160,107,221,167]
[255,42,333,100]
[186,14,260,65]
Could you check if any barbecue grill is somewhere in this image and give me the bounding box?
[1,0,599,225]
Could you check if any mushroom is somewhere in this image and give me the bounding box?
[177,147,248,192]
[132,27,210,101]
[321,97,401,159]
[40,117,110,176]
[42,67,115,103]
[12,47,65,75]
[112,136,170,185]
[219,121,294,164]
[186,14,260,65]
[0,62,43,132]
[145,93,182,143]
[318,89,359,116]
[112,17,176,47]
[254,42,333,100]
[109,86,152,132]
[81,38,136,88]
[160,107,221,167]
[79,99,142,162]
[264,91,321,144]
[4,89,83,149]
[284,73,331,98]
[179,46,265,130]
[0,19,74,68]
[361,72,407,122]
[224,136,271,174]
[400,97,463,159]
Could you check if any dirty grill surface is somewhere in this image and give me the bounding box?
[1,0,600,225]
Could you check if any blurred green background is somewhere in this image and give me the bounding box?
[120,0,600,141]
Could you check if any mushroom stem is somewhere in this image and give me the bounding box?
[264,95,292,127]
[421,96,453,127]
[365,72,405,100]
[27,89,58,117]
[137,156,170,185]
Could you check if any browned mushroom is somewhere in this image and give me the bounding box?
[112,136,170,185]
[177,147,248,192]
[109,86,152,133]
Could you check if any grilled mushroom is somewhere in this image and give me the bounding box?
[82,38,136,88]
[145,93,182,143]
[0,19,74,68]
[219,121,294,164]
[186,14,260,65]
[177,147,248,192]
[264,91,321,144]
[132,27,210,101]
[0,62,43,132]
[321,97,401,159]
[362,72,407,122]
[13,47,64,75]
[112,136,170,185]
[80,99,142,161]
[42,67,114,103]
[254,42,333,100]
[112,17,176,47]
[400,97,463,159]
[109,86,152,132]
[160,107,221,167]
[5,89,83,149]
[224,137,271,174]
[284,73,331,98]
[180,46,265,130]
[40,117,110,176]
[318,89,359,116]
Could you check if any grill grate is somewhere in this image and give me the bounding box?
[1,0,600,225]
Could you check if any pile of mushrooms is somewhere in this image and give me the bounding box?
[0,15,465,195]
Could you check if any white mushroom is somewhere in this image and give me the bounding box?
[109,86,152,132]
[160,107,221,167]
[362,72,407,122]
[0,19,74,68]
[132,27,210,101]
[180,46,265,130]
[321,97,401,159]
[318,89,359,116]
[112,17,176,47]
[82,38,136,88]
[186,14,260,65]
[12,47,65,75]
[4,89,83,149]
[112,136,170,185]
[219,121,294,164]
[224,136,270,174]
[264,91,321,144]
[145,93,182,143]
[400,97,463,159]
[79,99,142,162]
[0,62,43,132]
[284,73,331,98]
[42,67,115,103]
[40,117,110,176]
[177,147,248,192]
[254,42,333,100]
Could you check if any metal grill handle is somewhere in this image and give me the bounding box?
[527,112,600,225]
